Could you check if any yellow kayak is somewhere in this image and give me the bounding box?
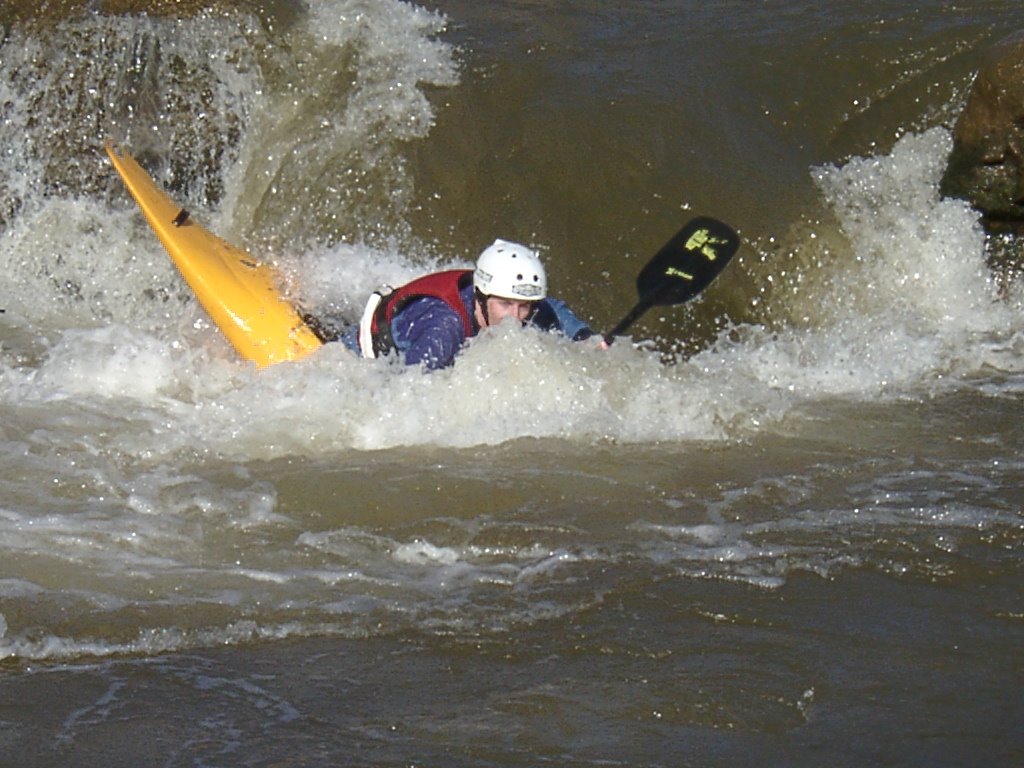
[105,141,322,367]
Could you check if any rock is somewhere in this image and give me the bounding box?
[3,0,218,25]
[941,31,1024,226]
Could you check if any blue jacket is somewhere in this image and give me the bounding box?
[343,280,593,370]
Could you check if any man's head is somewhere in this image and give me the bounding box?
[473,239,547,327]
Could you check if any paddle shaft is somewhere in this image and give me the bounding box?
[603,297,656,346]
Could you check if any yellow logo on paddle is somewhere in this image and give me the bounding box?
[684,228,727,260]
[665,266,694,281]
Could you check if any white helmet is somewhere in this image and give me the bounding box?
[473,239,547,301]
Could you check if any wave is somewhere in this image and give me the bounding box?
[2,128,1022,459]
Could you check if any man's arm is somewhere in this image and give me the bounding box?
[531,298,594,341]
[391,298,468,370]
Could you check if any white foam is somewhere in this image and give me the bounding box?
[808,128,1022,382]
[0,620,348,663]
[704,128,1024,406]
[32,325,180,400]
[393,540,461,566]
[306,0,457,141]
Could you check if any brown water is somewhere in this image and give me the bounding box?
[1,1,1023,765]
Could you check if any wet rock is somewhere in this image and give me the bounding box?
[941,31,1024,228]
[2,0,213,23]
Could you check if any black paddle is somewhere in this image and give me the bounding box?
[603,216,739,345]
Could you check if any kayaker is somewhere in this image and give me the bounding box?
[338,239,600,370]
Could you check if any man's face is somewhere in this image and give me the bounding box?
[481,296,535,327]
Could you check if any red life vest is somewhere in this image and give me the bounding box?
[366,269,475,356]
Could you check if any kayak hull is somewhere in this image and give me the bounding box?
[105,141,322,367]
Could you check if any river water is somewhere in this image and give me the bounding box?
[1,1,1022,766]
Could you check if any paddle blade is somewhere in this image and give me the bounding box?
[636,216,739,306]
[603,217,740,344]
